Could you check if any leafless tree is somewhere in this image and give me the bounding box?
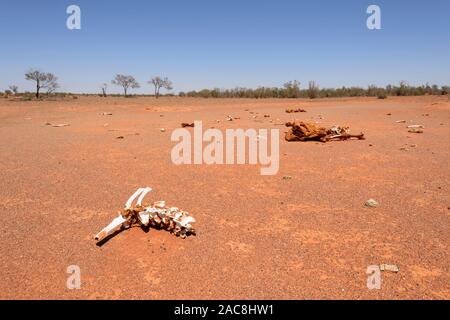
[111,74,140,96]
[25,69,59,98]
[307,81,319,99]
[8,85,18,95]
[101,83,108,97]
[149,76,173,98]
[45,74,59,95]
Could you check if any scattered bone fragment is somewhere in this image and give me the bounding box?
[365,199,379,208]
[408,128,424,134]
[95,214,128,242]
[99,112,113,116]
[46,123,70,128]
[407,125,424,129]
[380,264,399,273]
[396,120,407,123]
[95,187,196,243]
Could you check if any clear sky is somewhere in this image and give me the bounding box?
[0,0,449,94]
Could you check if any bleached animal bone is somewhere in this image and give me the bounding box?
[95,187,196,243]
[94,214,128,242]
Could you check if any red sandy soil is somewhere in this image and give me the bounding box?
[0,95,449,300]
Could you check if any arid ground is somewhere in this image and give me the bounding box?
[0,95,449,299]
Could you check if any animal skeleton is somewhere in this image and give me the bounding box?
[285,121,365,142]
[95,187,196,243]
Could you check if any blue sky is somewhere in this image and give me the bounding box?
[0,0,449,94]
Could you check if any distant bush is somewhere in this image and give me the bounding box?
[377,92,387,99]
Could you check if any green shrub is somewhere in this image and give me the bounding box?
[377,92,387,99]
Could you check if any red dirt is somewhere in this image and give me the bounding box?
[0,95,449,299]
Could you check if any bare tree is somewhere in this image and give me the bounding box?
[149,76,173,98]
[111,74,140,97]
[25,69,59,98]
[283,80,301,98]
[101,83,108,97]
[8,85,19,95]
[45,74,59,95]
[307,81,319,99]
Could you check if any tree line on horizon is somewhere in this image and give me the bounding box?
[3,70,449,100]
[180,80,450,99]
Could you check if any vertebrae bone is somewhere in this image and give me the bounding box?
[95,187,196,242]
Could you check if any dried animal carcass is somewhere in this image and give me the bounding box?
[95,187,196,243]
[285,121,365,142]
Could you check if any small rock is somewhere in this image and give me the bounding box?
[365,199,379,208]
[282,176,292,180]
[116,136,124,139]
[160,128,166,132]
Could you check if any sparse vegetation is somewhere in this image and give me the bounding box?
[377,91,387,99]
[101,83,108,97]
[149,76,173,98]
[25,69,59,98]
[183,82,450,99]
[111,74,140,97]
[307,81,319,99]
[8,85,18,95]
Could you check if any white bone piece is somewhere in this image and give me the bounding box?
[136,187,152,206]
[95,214,128,241]
[154,201,166,208]
[179,216,196,228]
[138,212,150,226]
[125,187,145,210]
